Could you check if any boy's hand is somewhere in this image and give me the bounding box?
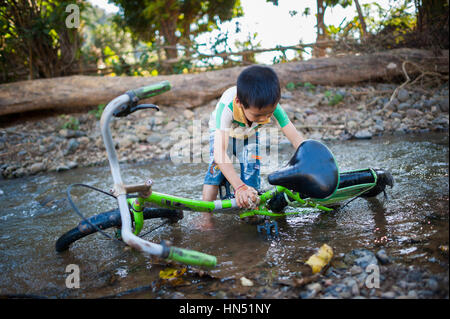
[235,184,260,209]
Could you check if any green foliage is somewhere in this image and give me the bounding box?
[286,82,317,92]
[0,0,85,83]
[324,90,344,106]
[110,0,243,55]
[61,116,80,130]
[286,82,296,91]
[303,82,316,91]
[88,104,106,120]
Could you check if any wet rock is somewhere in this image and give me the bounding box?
[171,292,185,299]
[55,164,70,172]
[216,291,227,299]
[323,283,352,298]
[437,98,449,112]
[381,291,396,299]
[354,130,372,139]
[344,249,378,269]
[67,161,78,169]
[405,269,423,282]
[426,278,439,291]
[350,265,363,275]
[306,282,322,297]
[29,162,45,175]
[376,249,391,265]
[13,167,26,178]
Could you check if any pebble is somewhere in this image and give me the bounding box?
[426,278,439,291]
[376,249,390,265]
[438,98,449,112]
[344,249,378,269]
[306,282,322,294]
[381,291,396,299]
[240,277,254,287]
[397,89,410,102]
[29,162,45,175]
[354,130,372,139]
[350,265,363,275]
[406,109,423,118]
[64,138,80,155]
[59,129,86,138]
[397,102,410,111]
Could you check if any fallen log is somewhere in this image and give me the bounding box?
[0,48,447,117]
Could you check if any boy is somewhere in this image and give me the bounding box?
[202,65,304,225]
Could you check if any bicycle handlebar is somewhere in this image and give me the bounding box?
[131,81,171,100]
[165,245,217,268]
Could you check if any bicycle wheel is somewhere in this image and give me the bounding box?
[338,168,394,198]
[55,207,183,252]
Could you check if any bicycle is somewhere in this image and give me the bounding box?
[55,81,394,269]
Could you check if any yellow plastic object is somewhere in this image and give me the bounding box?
[159,267,187,279]
[305,244,334,274]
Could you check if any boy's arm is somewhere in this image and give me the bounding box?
[213,130,258,208]
[213,129,242,189]
[281,122,304,149]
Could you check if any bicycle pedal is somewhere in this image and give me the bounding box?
[257,220,279,239]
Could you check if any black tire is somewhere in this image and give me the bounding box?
[55,207,183,252]
[337,168,394,198]
[360,169,394,198]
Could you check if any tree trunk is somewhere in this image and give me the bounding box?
[314,0,328,58]
[415,0,449,48]
[0,48,448,117]
[354,0,368,40]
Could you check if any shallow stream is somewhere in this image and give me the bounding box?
[0,133,448,298]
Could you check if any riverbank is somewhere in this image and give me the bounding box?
[122,247,449,299]
[0,81,448,179]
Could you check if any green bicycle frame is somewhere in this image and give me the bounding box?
[127,168,378,236]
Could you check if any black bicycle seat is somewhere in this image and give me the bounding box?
[267,140,339,199]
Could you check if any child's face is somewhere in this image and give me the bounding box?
[242,104,277,124]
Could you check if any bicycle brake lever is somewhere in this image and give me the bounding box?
[132,104,160,112]
[113,103,159,117]
[113,90,160,117]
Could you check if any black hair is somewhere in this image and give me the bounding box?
[236,65,281,109]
